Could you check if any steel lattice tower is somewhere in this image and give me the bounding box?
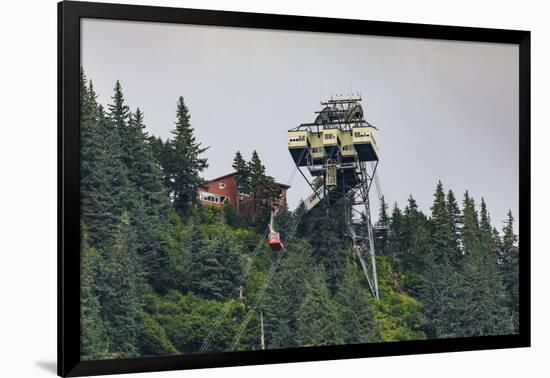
[288,96,381,299]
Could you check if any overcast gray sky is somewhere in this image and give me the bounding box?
[81,18,519,229]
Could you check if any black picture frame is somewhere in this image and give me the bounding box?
[58,1,531,376]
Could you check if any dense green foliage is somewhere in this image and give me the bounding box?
[232,150,282,226]
[80,72,520,360]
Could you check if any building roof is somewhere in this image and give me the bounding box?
[204,171,291,189]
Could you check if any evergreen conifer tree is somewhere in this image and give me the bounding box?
[479,199,512,333]
[300,204,349,292]
[191,229,242,300]
[398,196,431,296]
[296,268,345,346]
[80,75,129,251]
[124,108,172,287]
[335,261,379,343]
[101,212,143,358]
[232,151,250,194]
[173,223,203,293]
[149,136,174,191]
[500,210,519,332]
[248,150,266,184]
[108,80,130,131]
[430,181,454,263]
[387,203,405,264]
[248,151,273,210]
[446,189,463,266]
[80,224,108,360]
[246,150,281,224]
[262,276,293,348]
[375,195,390,254]
[166,96,208,215]
[263,241,314,348]
[461,194,512,336]
[420,181,465,338]
[126,108,169,204]
[232,151,250,213]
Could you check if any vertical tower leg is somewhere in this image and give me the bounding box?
[363,191,380,300]
[346,163,380,300]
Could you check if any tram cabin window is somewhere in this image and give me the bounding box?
[289,135,306,143]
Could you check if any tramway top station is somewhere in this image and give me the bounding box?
[287,96,379,177]
[286,96,382,299]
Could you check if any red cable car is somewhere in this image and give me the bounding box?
[267,231,285,251]
[267,211,285,252]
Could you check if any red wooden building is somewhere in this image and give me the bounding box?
[197,172,290,218]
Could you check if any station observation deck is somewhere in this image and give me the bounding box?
[287,97,379,173]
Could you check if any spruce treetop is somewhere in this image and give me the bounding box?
[479,198,492,234]
[502,210,517,247]
[108,80,130,129]
[232,151,250,194]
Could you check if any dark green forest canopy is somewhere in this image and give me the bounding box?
[79,72,519,360]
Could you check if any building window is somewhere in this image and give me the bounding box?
[219,182,226,190]
[200,191,223,203]
[324,133,335,140]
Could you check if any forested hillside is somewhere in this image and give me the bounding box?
[80,71,519,360]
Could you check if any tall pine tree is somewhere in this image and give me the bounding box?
[167,96,208,215]
[335,261,379,343]
[375,195,390,254]
[461,193,512,336]
[387,203,405,264]
[446,189,463,267]
[500,210,519,332]
[397,196,431,297]
[479,198,512,333]
[190,229,242,301]
[80,74,128,251]
[300,203,349,292]
[248,150,281,223]
[124,108,172,288]
[232,151,250,194]
[101,212,143,358]
[296,267,344,346]
[262,241,314,348]
[80,223,108,360]
[232,150,251,213]
[420,181,465,338]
